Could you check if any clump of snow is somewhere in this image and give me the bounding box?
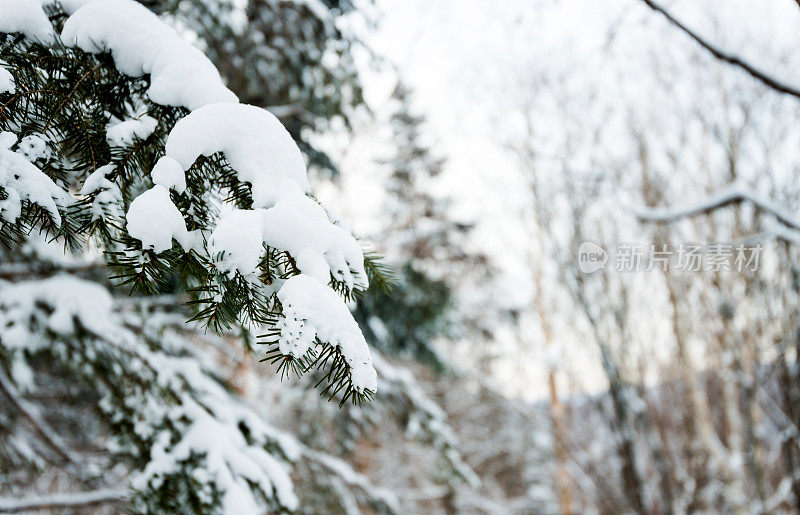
[208,192,367,288]
[163,103,308,207]
[61,0,237,111]
[0,275,114,337]
[0,65,14,94]
[80,164,123,221]
[163,103,367,286]
[0,0,54,41]
[262,187,367,289]
[276,310,317,359]
[209,209,264,277]
[277,274,377,392]
[106,115,157,147]
[80,164,114,195]
[126,185,189,253]
[0,132,68,225]
[150,156,185,193]
[16,134,50,162]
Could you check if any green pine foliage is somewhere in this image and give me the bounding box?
[0,3,385,405]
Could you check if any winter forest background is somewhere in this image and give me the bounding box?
[1,0,799,513]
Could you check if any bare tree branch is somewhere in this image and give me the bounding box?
[0,260,105,280]
[632,183,800,231]
[640,0,800,100]
[266,103,315,124]
[0,489,126,513]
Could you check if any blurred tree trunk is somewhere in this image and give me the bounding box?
[534,269,572,514]
[634,383,675,514]
[777,245,800,511]
[520,99,574,515]
[571,268,647,514]
[778,324,800,510]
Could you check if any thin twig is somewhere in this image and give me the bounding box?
[0,260,105,280]
[640,0,800,100]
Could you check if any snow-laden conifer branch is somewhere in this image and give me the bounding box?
[0,1,398,510]
[0,275,395,513]
[0,0,383,402]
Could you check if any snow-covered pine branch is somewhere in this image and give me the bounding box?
[0,1,400,512]
[0,276,395,513]
[0,0,382,401]
[372,353,480,488]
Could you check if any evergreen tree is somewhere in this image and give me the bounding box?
[0,0,391,511]
[355,82,488,369]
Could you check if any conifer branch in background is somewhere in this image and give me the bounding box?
[0,489,127,513]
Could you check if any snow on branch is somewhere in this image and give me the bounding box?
[633,183,800,232]
[161,103,308,205]
[372,353,480,487]
[0,132,69,227]
[1,0,378,404]
[61,0,237,110]
[276,274,377,393]
[0,489,126,513]
[640,0,800,101]
[302,449,400,513]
